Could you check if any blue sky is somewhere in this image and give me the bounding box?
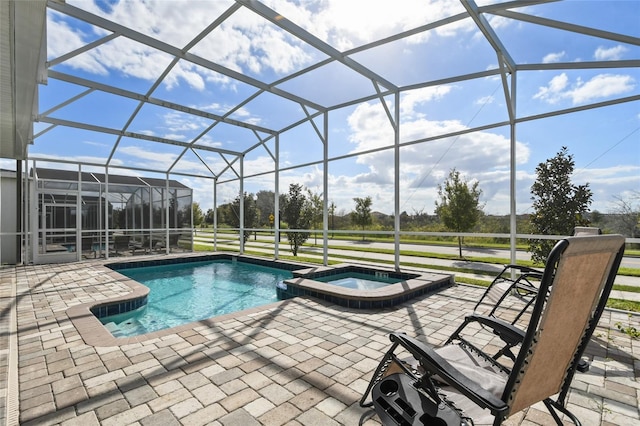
[8,0,639,217]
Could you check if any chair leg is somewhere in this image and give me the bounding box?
[357,408,377,426]
[543,399,582,426]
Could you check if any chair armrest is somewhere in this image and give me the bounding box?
[389,332,509,415]
[499,264,541,274]
[464,314,525,347]
[515,265,542,275]
[502,265,543,280]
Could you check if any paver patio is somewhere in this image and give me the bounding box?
[1,256,639,425]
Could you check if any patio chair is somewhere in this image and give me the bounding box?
[169,233,181,251]
[151,233,181,252]
[81,236,96,259]
[360,234,625,426]
[129,235,151,255]
[112,234,130,255]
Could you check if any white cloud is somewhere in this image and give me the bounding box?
[346,103,394,151]
[243,155,278,176]
[117,145,213,176]
[47,12,109,75]
[164,133,187,141]
[164,66,206,91]
[532,73,569,104]
[470,14,514,42]
[83,140,110,148]
[231,107,252,118]
[401,86,453,117]
[437,18,477,40]
[570,74,636,104]
[331,95,532,214]
[487,14,512,30]
[533,73,635,105]
[306,0,468,49]
[162,112,210,134]
[475,95,495,106]
[118,146,177,166]
[542,51,565,64]
[594,45,627,61]
[193,135,223,149]
[58,1,312,90]
[573,165,640,213]
[51,0,479,95]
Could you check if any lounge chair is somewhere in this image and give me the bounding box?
[151,233,181,252]
[81,236,96,258]
[169,233,180,251]
[129,236,151,255]
[112,234,130,255]
[360,234,625,425]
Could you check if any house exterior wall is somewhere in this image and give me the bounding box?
[1,169,17,264]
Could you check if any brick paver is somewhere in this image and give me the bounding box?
[1,257,638,425]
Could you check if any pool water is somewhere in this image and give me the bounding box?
[100,260,292,337]
[315,272,400,290]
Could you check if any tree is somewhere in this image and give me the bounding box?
[589,210,604,228]
[528,146,593,264]
[328,201,336,238]
[351,196,372,240]
[192,202,204,227]
[435,168,484,258]
[282,184,311,256]
[217,203,233,226]
[609,192,640,238]
[229,193,258,243]
[307,189,324,244]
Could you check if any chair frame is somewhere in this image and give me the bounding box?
[473,264,542,325]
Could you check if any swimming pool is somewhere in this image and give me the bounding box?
[99,259,293,337]
[69,255,453,345]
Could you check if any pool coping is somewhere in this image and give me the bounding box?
[68,293,295,347]
[66,253,306,347]
[66,253,454,346]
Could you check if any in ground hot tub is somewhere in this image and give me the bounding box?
[276,264,453,309]
[315,271,401,290]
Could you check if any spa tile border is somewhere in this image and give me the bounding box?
[280,264,454,309]
[294,264,421,281]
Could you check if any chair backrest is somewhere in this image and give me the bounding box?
[573,226,602,236]
[503,234,625,415]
